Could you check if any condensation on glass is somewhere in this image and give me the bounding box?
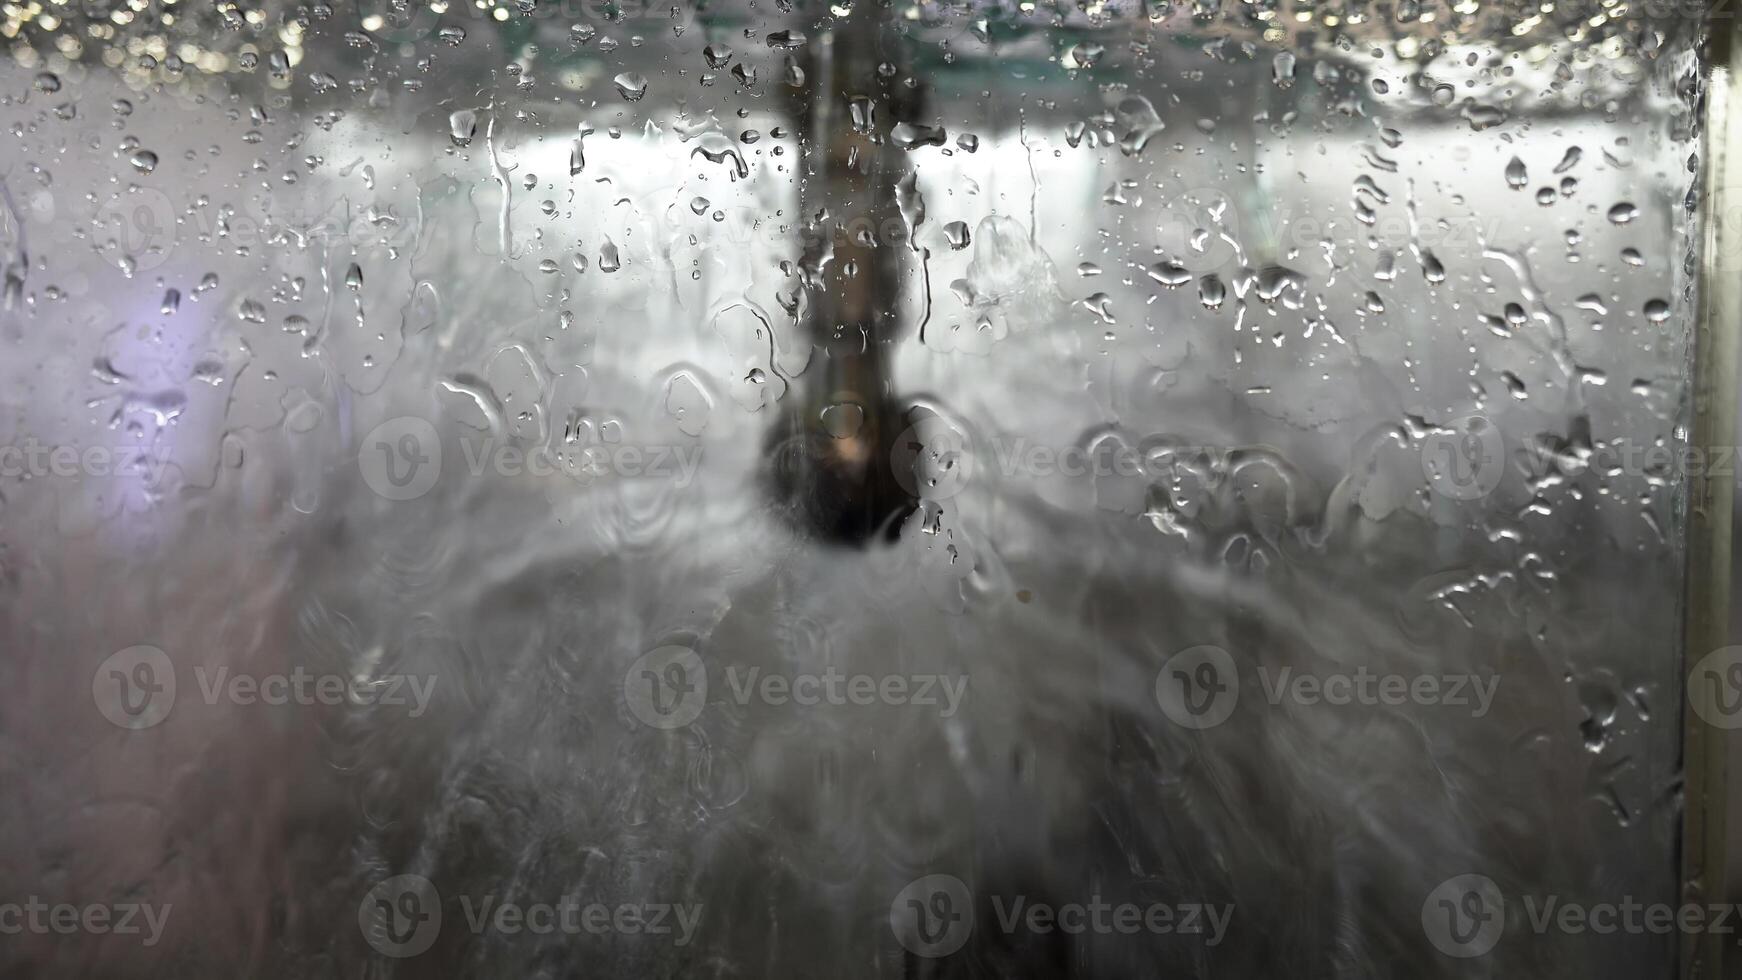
[0,0,1713,977]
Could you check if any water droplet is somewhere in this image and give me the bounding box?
[1148,261,1192,288]
[569,133,589,176]
[1272,51,1297,88]
[691,133,751,179]
[1069,42,1105,69]
[891,122,948,149]
[614,72,649,101]
[1462,103,1508,131]
[448,109,477,146]
[1505,156,1528,189]
[1199,274,1226,310]
[1421,250,1446,285]
[1115,96,1165,157]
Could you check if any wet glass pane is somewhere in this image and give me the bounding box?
[0,0,1713,976]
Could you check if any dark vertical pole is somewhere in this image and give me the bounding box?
[765,0,921,545]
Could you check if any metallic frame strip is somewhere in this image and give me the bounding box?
[1683,13,1740,977]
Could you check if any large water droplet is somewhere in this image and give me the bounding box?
[614,72,649,101]
[1505,156,1528,189]
[448,109,477,146]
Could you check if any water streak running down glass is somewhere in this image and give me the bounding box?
[0,0,1716,976]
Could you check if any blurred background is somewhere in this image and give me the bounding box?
[0,0,1715,976]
